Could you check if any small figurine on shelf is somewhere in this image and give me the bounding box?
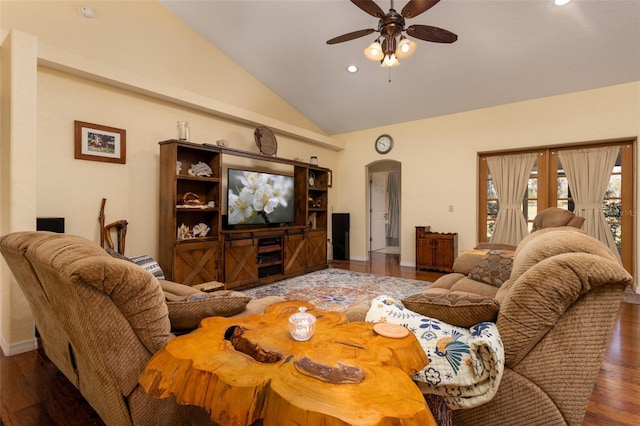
[309,213,317,230]
[192,223,210,238]
[188,161,213,177]
[177,223,192,240]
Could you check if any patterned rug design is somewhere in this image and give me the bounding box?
[242,269,433,312]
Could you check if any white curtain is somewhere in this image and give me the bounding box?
[558,146,621,262]
[487,153,537,246]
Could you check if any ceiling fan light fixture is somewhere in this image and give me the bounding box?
[364,41,384,61]
[395,37,416,59]
[380,54,400,68]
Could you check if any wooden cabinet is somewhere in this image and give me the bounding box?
[284,232,307,276]
[174,241,221,284]
[158,141,222,285]
[306,230,328,270]
[224,237,259,289]
[159,140,330,289]
[415,228,458,273]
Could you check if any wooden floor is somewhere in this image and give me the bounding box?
[0,252,638,425]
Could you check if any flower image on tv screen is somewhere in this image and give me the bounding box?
[227,168,295,225]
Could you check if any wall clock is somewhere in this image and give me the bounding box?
[375,134,393,154]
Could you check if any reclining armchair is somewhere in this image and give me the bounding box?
[347,227,631,426]
[0,231,281,425]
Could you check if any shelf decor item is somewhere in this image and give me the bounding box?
[192,223,210,238]
[177,223,192,240]
[179,192,205,206]
[74,120,126,164]
[188,161,213,177]
[254,126,278,156]
[177,121,190,141]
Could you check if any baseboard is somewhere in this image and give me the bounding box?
[0,333,38,356]
[350,256,367,262]
[400,260,416,268]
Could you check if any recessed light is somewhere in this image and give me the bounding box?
[79,6,95,19]
[554,0,571,6]
[346,65,359,73]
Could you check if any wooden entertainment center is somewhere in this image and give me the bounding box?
[158,140,330,290]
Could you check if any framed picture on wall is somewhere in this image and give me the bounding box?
[74,120,126,164]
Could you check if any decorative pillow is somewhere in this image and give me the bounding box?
[166,290,251,331]
[402,293,500,328]
[128,254,165,280]
[468,250,513,287]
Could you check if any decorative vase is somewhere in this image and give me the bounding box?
[177,121,190,141]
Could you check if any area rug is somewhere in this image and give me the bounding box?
[242,269,432,312]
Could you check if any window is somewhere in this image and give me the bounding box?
[478,140,635,274]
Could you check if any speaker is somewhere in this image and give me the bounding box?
[332,213,350,260]
[37,217,65,233]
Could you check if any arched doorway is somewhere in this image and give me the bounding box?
[367,160,401,258]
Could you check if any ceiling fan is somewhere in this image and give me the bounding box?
[327,0,457,67]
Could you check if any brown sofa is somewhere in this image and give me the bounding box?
[0,231,282,426]
[348,226,632,426]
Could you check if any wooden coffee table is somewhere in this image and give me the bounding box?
[140,301,436,426]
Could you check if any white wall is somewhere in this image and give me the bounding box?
[333,83,640,272]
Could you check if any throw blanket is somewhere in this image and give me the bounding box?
[366,295,504,409]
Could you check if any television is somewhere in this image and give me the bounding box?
[227,168,295,226]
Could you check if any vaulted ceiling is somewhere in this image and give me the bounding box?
[159,0,640,135]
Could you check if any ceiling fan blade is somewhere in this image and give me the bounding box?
[326,28,376,45]
[351,0,385,18]
[406,24,457,43]
[401,0,441,19]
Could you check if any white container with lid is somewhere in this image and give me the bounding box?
[289,307,316,341]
